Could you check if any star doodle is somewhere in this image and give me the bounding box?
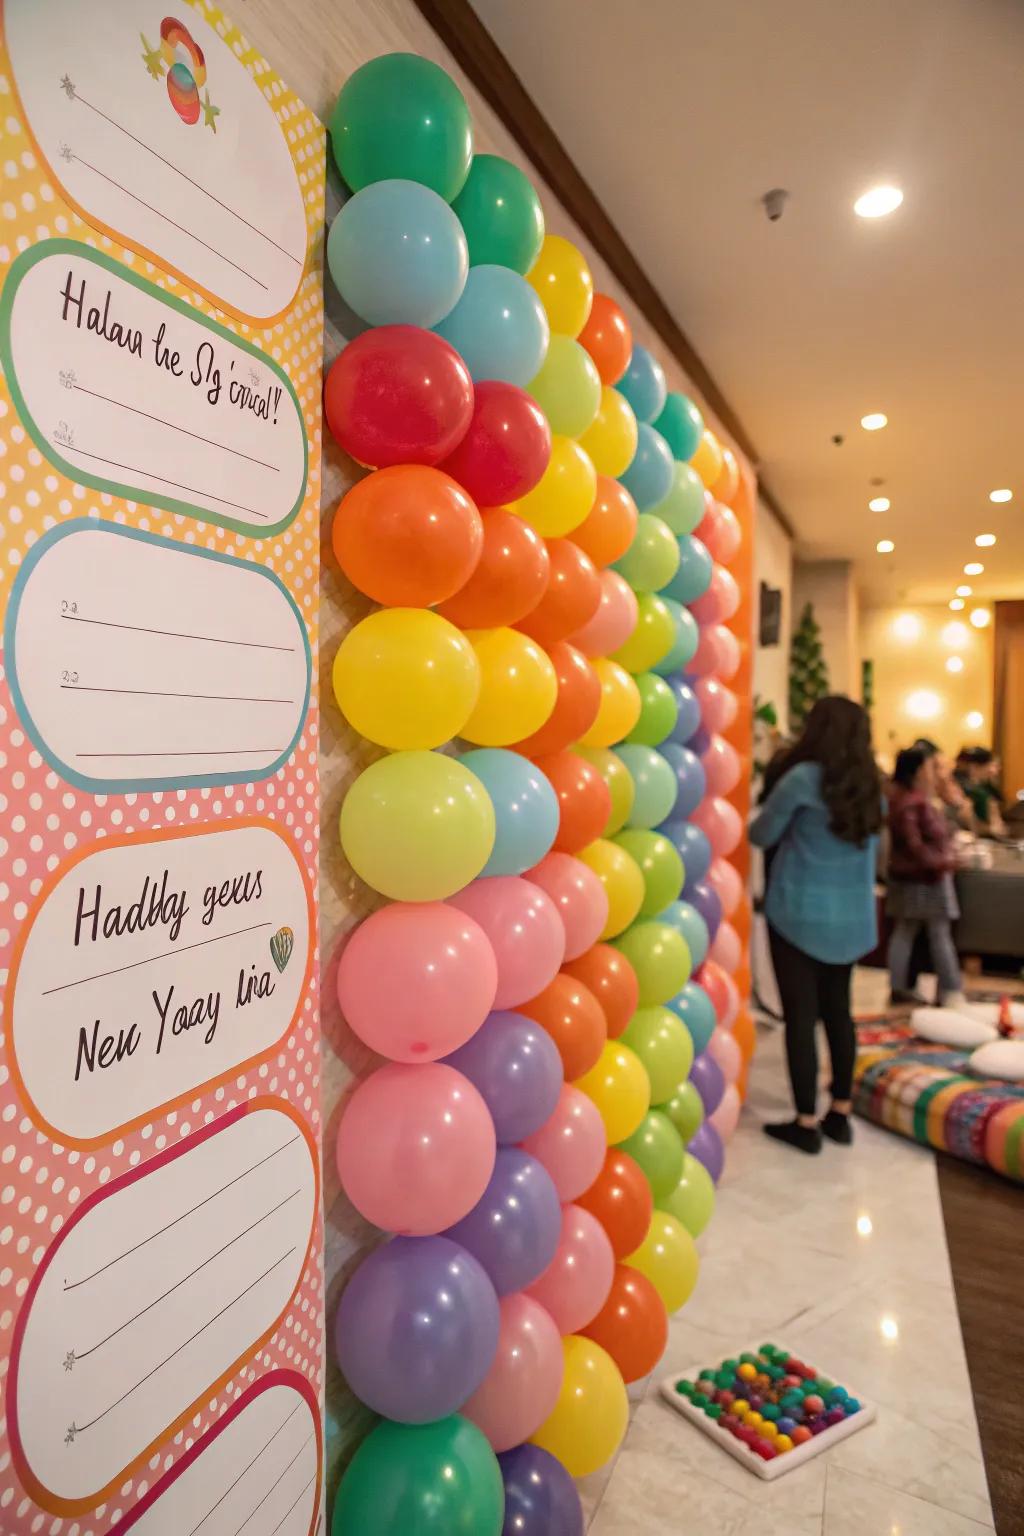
[140,33,165,81]
[201,89,220,132]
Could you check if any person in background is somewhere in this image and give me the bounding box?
[887,746,966,1008]
[749,696,882,1154]
[912,738,972,832]
[963,748,1006,836]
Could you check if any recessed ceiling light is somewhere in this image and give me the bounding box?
[876,539,894,553]
[964,562,984,576]
[949,598,965,611]
[989,488,1012,503]
[942,622,970,650]
[956,585,972,597]
[970,607,991,629]
[946,656,964,674]
[892,613,921,642]
[861,413,888,431]
[854,185,904,219]
[975,533,996,547]
[869,496,890,512]
[966,710,984,730]
[904,691,941,722]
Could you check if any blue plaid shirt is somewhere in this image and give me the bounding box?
[749,761,878,964]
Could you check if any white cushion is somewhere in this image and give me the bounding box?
[969,1040,1024,1082]
[963,999,1024,1029]
[910,1007,996,1048]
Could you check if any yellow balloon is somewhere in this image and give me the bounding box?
[690,427,724,489]
[461,627,558,746]
[529,334,602,438]
[579,386,639,477]
[578,837,644,939]
[514,436,597,538]
[579,658,641,748]
[531,1336,629,1478]
[526,234,594,338]
[332,608,480,750]
[575,1041,651,1144]
[610,593,676,674]
[625,1211,699,1314]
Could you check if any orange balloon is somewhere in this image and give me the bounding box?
[536,749,613,854]
[518,539,601,647]
[332,464,483,607]
[437,506,549,628]
[578,293,633,385]
[569,476,639,568]
[562,943,640,1039]
[519,973,607,1081]
[581,1264,668,1384]
[732,1009,756,1062]
[512,641,601,756]
[713,444,741,505]
[576,1149,652,1260]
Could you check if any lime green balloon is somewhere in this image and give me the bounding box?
[660,1151,716,1238]
[612,513,680,593]
[625,673,679,747]
[622,1005,695,1103]
[617,1109,685,1201]
[615,745,676,829]
[529,335,601,437]
[649,460,706,535]
[578,746,635,835]
[330,54,473,202]
[333,1416,504,1536]
[341,750,495,901]
[663,1080,705,1142]
[610,592,676,674]
[452,153,545,273]
[614,920,691,1005]
[613,830,684,918]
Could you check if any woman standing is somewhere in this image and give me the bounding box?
[887,745,965,1007]
[749,697,882,1153]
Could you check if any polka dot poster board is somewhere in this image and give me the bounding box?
[0,2,326,1533]
[660,1343,876,1479]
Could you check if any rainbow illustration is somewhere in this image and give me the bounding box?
[140,18,219,129]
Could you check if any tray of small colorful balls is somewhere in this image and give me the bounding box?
[659,1343,876,1479]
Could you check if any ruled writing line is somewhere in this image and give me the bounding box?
[75,749,286,759]
[61,613,296,653]
[188,1404,303,1536]
[72,382,281,471]
[56,438,268,516]
[229,1438,315,1536]
[61,684,295,704]
[42,921,272,997]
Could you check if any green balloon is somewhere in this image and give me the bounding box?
[661,1151,716,1237]
[333,1416,503,1536]
[578,746,635,835]
[663,1080,705,1142]
[615,745,676,829]
[613,513,680,594]
[649,461,706,535]
[452,153,545,273]
[330,54,474,202]
[529,335,601,437]
[622,1005,694,1103]
[654,392,705,462]
[626,673,679,747]
[613,830,684,918]
[613,920,691,1005]
[617,1109,685,1201]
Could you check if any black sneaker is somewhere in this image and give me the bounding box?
[889,989,927,1007]
[821,1109,853,1145]
[763,1120,822,1154]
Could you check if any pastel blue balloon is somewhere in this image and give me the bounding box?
[435,264,549,386]
[460,748,558,876]
[659,818,713,884]
[616,344,667,424]
[651,599,699,676]
[327,178,468,327]
[616,744,678,829]
[666,677,702,743]
[660,899,710,969]
[663,533,713,604]
[619,422,675,511]
[666,979,717,1055]
[660,742,707,818]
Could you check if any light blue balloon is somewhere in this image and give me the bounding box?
[660,742,707,818]
[327,178,468,327]
[435,264,549,386]
[666,677,702,744]
[659,818,712,884]
[616,744,678,830]
[460,748,558,877]
[651,599,699,676]
[666,980,717,1055]
[616,344,667,424]
[618,422,674,511]
[660,900,710,969]
[663,534,713,604]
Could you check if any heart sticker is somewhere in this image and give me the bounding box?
[269,926,294,973]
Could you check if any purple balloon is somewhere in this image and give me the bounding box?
[659,819,712,883]
[667,677,702,744]
[443,1147,561,1294]
[689,1120,725,1184]
[686,724,712,758]
[660,743,707,818]
[690,1049,726,1117]
[335,1236,499,1424]
[682,877,722,941]
[443,1011,562,1144]
[499,1444,584,1536]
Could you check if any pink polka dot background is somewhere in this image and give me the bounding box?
[0,3,326,1530]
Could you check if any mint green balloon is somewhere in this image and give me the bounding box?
[614,830,684,918]
[626,673,679,747]
[333,1416,503,1536]
[617,1109,685,1201]
[651,600,699,677]
[655,392,705,462]
[613,920,691,1005]
[622,1006,695,1103]
[663,1079,704,1142]
[613,513,680,594]
[660,1151,716,1237]
[649,461,706,535]
[616,745,677,829]
[330,54,473,202]
[452,153,545,273]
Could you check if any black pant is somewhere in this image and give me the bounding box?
[768,925,856,1118]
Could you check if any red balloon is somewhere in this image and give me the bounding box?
[332,465,483,607]
[437,507,550,628]
[575,1149,653,1260]
[562,943,639,1039]
[581,1264,668,1383]
[324,325,473,469]
[570,475,638,567]
[519,972,607,1080]
[697,959,732,1024]
[439,381,552,506]
[535,750,612,854]
[511,641,600,756]
[518,539,601,647]
[578,294,633,385]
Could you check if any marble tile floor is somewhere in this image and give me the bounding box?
[581,988,996,1535]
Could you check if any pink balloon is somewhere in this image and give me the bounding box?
[337,1063,496,1235]
[462,1292,564,1451]
[337,902,498,1063]
[701,735,741,797]
[521,1084,606,1202]
[690,796,742,859]
[695,677,737,735]
[450,876,566,1008]
[707,857,743,918]
[690,566,740,627]
[570,569,638,657]
[709,1082,741,1141]
[687,625,724,679]
[695,501,742,565]
[525,852,609,961]
[710,919,742,974]
[527,1203,615,1334]
[707,1025,742,1085]
[711,624,741,680]
[697,959,739,1029]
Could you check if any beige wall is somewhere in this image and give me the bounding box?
[860,604,994,766]
[792,559,860,699]
[753,497,792,731]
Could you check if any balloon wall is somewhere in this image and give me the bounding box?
[322,51,755,1536]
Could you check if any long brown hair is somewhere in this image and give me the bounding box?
[773,696,882,846]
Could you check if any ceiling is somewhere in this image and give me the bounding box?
[470,0,1024,607]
